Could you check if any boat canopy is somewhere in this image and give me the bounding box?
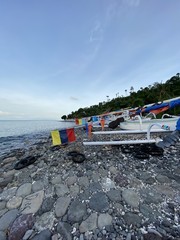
[136,98,180,115]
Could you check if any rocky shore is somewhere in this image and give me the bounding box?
[0,127,179,240]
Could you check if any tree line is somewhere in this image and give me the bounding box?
[61,73,180,120]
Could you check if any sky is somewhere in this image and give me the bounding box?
[0,0,180,120]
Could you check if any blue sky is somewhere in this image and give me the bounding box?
[0,0,180,120]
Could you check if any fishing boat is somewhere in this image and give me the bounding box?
[119,97,180,131]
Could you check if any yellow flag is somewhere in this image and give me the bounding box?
[51,130,62,145]
[78,119,82,125]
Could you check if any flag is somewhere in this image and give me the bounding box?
[51,128,76,146]
[78,119,82,125]
[100,118,105,131]
[88,123,93,138]
[75,118,79,125]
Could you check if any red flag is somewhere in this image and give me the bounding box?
[67,128,76,142]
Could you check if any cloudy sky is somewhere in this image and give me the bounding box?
[0,0,179,120]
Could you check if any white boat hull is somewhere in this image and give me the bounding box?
[120,117,178,131]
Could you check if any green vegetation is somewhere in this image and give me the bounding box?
[66,73,180,119]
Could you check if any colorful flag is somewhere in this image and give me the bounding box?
[100,118,105,131]
[88,123,93,138]
[75,118,79,125]
[51,128,76,146]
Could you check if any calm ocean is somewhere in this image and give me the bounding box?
[0,120,76,157]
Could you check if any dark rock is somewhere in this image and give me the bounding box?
[114,174,129,187]
[88,182,102,193]
[89,192,109,212]
[67,200,87,223]
[107,189,122,202]
[57,222,72,240]
[37,197,56,215]
[123,212,142,227]
[31,229,52,240]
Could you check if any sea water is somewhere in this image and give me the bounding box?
[0,120,76,157]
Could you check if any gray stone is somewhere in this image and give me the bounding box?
[154,185,175,198]
[37,197,56,215]
[101,177,115,191]
[51,175,62,185]
[0,176,13,188]
[78,176,89,188]
[69,185,80,197]
[57,222,72,240]
[20,190,44,214]
[16,183,32,198]
[31,229,52,240]
[98,213,112,229]
[17,172,32,184]
[35,212,55,231]
[89,192,109,212]
[0,187,17,201]
[0,208,8,217]
[23,229,34,240]
[88,182,102,193]
[67,199,87,223]
[109,166,118,175]
[79,213,98,233]
[122,189,140,208]
[55,184,69,197]
[0,230,6,240]
[55,197,71,217]
[6,196,22,209]
[140,188,163,204]
[0,209,19,231]
[66,176,78,186]
[107,189,121,202]
[123,212,142,226]
[156,174,171,183]
[32,180,44,192]
[0,201,6,210]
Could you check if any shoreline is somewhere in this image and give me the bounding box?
[0,127,179,239]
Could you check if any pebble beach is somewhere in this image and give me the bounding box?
[0,127,180,240]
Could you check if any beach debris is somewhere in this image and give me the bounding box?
[14,155,39,170]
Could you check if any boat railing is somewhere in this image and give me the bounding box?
[147,123,165,140]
